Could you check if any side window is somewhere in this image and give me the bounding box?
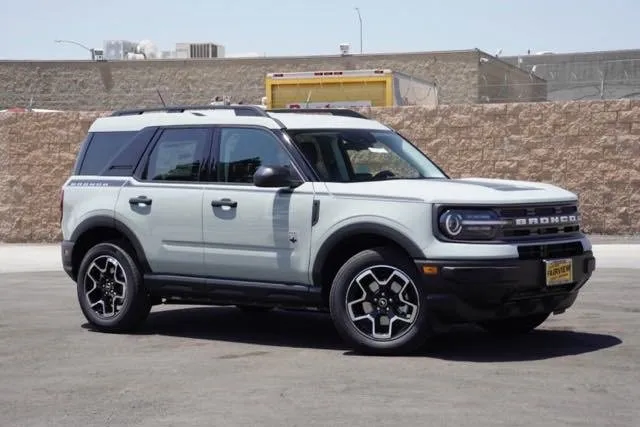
[143,128,209,182]
[291,133,349,182]
[215,127,293,184]
[78,131,137,175]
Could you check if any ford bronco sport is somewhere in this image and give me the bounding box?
[60,105,596,355]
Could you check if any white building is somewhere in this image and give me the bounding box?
[103,40,138,60]
[175,42,225,59]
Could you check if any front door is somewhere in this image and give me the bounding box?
[115,126,212,276]
[201,126,316,285]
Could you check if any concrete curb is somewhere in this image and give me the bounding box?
[1,242,638,274]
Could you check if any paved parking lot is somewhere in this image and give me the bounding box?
[0,243,638,426]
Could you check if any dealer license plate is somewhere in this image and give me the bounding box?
[544,258,573,286]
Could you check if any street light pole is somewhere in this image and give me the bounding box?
[355,7,363,54]
[54,39,95,60]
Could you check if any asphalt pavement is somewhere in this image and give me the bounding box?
[0,240,638,426]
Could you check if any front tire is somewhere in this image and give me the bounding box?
[329,247,432,355]
[479,312,550,335]
[76,241,151,333]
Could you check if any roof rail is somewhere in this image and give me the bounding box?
[266,108,369,119]
[110,105,270,117]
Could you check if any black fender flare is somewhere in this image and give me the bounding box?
[69,215,151,274]
[311,222,424,287]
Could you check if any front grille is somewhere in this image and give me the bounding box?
[499,204,578,218]
[496,204,581,239]
[518,241,584,260]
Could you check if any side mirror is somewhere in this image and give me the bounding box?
[253,165,300,188]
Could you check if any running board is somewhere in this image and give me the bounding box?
[144,274,323,308]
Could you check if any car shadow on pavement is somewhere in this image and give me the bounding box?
[82,307,623,360]
[120,306,348,351]
[411,325,623,362]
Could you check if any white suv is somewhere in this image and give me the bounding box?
[60,105,596,355]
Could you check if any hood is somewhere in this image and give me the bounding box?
[323,177,578,205]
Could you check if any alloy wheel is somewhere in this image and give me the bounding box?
[83,255,128,319]
[345,264,420,341]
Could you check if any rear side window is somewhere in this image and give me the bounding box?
[77,131,137,175]
[142,128,210,182]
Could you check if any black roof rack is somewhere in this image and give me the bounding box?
[110,105,270,117]
[266,108,368,119]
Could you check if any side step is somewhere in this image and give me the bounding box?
[144,274,324,308]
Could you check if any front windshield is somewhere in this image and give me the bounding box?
[286,129,447,182]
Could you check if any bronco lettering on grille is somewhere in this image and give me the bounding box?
[514,215,579,226]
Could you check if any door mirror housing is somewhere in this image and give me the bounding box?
[253,165,301,188]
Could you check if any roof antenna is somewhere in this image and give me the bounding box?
[305,90,313,108]
[156,89,166,107]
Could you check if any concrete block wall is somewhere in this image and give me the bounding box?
[0,50,541,111]
[0,100,638,242]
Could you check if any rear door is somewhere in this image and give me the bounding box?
[114,126,213,276]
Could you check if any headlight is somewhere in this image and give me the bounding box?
[438,209,505,241]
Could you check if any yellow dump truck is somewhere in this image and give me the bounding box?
[264,69,438,109]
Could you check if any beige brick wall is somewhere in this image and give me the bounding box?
[0,111,108,241]
[0,100,638,242]
[0,50,541,110]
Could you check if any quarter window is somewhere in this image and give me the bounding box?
[78,131,137,175]
[215,127,293,183]
[143,128,209,182]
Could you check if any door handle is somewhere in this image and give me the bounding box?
[211,199,238,208]
[129,196,152,206]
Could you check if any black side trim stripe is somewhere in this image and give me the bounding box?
[144,274,323,307]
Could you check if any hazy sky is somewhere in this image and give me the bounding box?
[1,0,638,59]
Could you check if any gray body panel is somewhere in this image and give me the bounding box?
[114,180,205,276]
[62,175,593,284]
[202,182,316,284]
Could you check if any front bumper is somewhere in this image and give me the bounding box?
[414,249,596,323]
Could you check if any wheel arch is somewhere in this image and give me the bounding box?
[69,215,151,280]
[311,222,424,303]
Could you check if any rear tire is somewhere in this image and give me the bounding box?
[329,247,433,356]
[479,312,550,335]
[76,241,151,333]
